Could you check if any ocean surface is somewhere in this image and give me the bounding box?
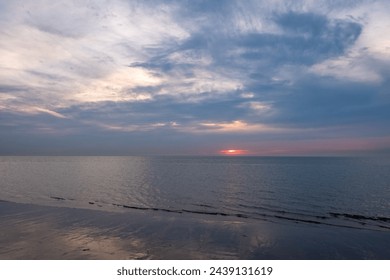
[1,156,390,232]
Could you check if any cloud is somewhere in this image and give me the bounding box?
[0,0,389,155]
[0,0,188,106]
[184,120,282,134]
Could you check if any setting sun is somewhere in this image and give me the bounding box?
[220,149,248,155]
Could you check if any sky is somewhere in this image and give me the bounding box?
[0,0,389,156]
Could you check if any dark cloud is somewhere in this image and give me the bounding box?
[0,0,389,155]
[238,16,362,65]
[269,76,390,126]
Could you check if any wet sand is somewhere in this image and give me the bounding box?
[0,200,389,259]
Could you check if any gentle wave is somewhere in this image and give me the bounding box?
[45,195,390,232]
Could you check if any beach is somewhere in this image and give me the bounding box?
[1,200,390,260]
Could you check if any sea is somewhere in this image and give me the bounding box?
[1,156,389,232]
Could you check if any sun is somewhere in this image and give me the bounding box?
[220,149,248,155]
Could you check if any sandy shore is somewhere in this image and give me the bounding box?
[0,200,389,259]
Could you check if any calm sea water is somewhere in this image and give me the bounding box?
[0,156,389,231]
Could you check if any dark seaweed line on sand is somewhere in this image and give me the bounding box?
[238,203,390,228]
[45,196,390,231]
[50,196,75,201]
[112,203,251,219]
[111,203,390,231]
[330,212,390,223]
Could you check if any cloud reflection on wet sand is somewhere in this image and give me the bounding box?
[1,201,390,259]
[0,201,276,259]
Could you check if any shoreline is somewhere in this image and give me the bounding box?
[1,200,390,260]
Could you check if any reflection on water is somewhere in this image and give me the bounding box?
[1,220,148,260]
[0,201,276,259]
[1,201,390,259]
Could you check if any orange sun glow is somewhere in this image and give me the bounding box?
[220,149,248,155]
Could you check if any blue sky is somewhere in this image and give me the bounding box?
[0,0,389,155]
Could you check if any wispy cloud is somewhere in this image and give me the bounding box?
[0,0,389,155]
